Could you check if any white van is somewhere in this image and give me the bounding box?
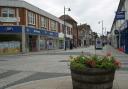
[95,38,103,49]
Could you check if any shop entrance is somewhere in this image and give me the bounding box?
[29,35,38,52]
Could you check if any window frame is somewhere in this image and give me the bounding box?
[50,20,57,31]
[28,11,36,25]
[1,8,15,17]
[41,16,48,29]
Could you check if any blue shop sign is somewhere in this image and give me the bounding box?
[0,26,22,33]
[40,30,47,36]
[115,11,125,20]
[25,27,58,37]
[25,27,40,35]
[47,31,58,37]
[40,30,58,37]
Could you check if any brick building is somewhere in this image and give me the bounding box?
[59,15,78,48]
[0,0,72,54]
[78,24,92,47]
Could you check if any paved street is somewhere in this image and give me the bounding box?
[0,45,128,89]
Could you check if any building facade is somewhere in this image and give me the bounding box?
[110,0,128,53]
[59,15,78,48]
[58,19,73,49]
[78,24,92,47]
[0,0,72,54]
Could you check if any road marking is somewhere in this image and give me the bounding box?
[0,71,36,88]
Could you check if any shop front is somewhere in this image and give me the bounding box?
[40,29,47,50]
[65,37,70,49]
[25,27,40,52]
[59,38,64,49]
[59,33,64,49]
[40,29,59,50]
[0,26,59,54]
[46,31,59,50]
[0,26,22,54]
[66,34,73,49]
[58,33,73,49]
[25,27,59,51]
[118,20,128,53]
[40,36,47,50]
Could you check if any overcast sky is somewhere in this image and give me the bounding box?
[24,0,120,35]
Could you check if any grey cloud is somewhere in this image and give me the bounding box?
[25,0,120,33]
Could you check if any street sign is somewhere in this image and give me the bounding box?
[115,11,125,20]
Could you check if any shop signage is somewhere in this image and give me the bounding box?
[40,30,58,37]
[26,27,58,37]
[115,11,125,20]
[0,17,20,22]
[0,26,22,33]
[47,31,58,37]
[40,30,47,36]
[25,27,40,35]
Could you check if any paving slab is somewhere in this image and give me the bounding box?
[6,76,73,89]
[5,73,128,89]
[1,45,128,89]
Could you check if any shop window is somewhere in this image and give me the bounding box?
[1,8,15,17]
[28,11,36,25]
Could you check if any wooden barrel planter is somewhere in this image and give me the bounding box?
[71,68,115,89]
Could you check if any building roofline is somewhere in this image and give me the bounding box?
[59,15,77,23]
[110,0,125,33]
[58,19,72,27]
[0,0,60,22]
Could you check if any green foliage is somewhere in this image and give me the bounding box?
[70,61,86,71]
[69,54,121,71]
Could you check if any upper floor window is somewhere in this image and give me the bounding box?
[67,27,70,35]
[71,28,72,35]
[50,20,57,31]
[28,11,36,25]
[41,16,48,29]
[1,8,15,17]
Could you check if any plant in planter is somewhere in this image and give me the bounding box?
[69,53,121,89]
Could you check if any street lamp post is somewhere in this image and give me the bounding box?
[98,20,104,46]
[64,6,71,51]
[98,20,104,36]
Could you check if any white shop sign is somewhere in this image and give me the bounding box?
[0,17,20,22]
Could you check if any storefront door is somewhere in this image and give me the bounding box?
[29,35,37,52]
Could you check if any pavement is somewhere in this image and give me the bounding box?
[5,72,128,89]
[0,45,128,89]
